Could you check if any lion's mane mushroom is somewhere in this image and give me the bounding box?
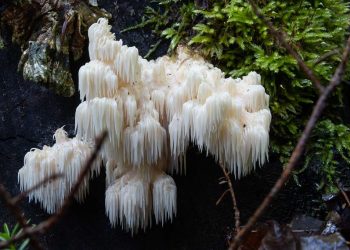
[18,18,271,234]
[18,127,101,214]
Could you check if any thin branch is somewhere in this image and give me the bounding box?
[229,28,350,249]
[0,131,107,249]
[313,49,341,66]
[0,184,43,250]
[337,182,350,208]
[11,174,64,205]
[216,189,230,206]
[44,130,107,226]
[219,163,240,234]
[247,0,325,93]
[145,39,162,59]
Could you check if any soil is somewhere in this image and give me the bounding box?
[0,1,326,249]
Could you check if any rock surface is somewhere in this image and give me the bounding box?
[0,0,323,249]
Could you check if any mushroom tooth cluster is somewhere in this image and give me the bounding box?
[105,167,176,234]
[114,45,142,84]
[78,60,118,101]
[75,97,124,161]
[123,113,167,167]
[88,19,121,62]
[19,17,271,233]
[152,173,177,226]
[18,127,101,213]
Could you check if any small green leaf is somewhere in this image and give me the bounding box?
[189,35,213,45]
[161,28,176,39]
[11,223,19,237]
[0,232,10,241]
[169,34,181,51]
[18,239,30,250]
[3,224,10,236]
[193,24,215,34]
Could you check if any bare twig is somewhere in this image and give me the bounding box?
[337,182,350,208]
[12,174,64,205]
[247,0,325,93]
[219,164,240,234]
[145,40,162,59]
[313,49,341,66]
[44,130,107,226]
[229,13,350,248]
[0,131,107,249]
[216,189,230,206]
[0,184,43,250]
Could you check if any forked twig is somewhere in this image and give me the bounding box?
[0,173,64,249]
[0,131,107,249]
[228,2,350,248]
[12,174,64,205]
[219,163,240,234]
[0,184,43,250]
[216,189,230,206]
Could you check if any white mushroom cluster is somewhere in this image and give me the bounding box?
[18,18,271,234]
[18,127,101,213]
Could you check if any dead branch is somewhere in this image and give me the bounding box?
[313,49,341,66]
[216,189,230,206]
[228,2,350,248]
[247,0,325,93]
[43,130,107,226]
[0,184,43,250]
[219,163,240,234]
[11,173,64,205]
[0,131,107,249]
[337,182,350,208]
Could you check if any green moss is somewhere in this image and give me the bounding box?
[135,0,350,194]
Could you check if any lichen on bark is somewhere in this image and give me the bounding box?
[1,0,111,97]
